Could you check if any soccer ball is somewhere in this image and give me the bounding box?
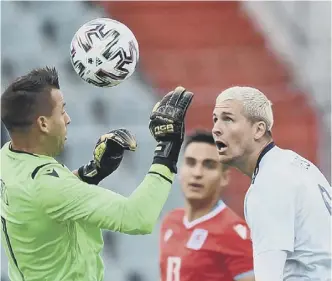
[70,18,139,88]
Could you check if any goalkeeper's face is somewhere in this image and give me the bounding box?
[40,89,71,156]
[180,142,229,203]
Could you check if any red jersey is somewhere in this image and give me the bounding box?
[159,201,254,281]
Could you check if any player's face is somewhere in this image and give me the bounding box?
[180,142,228,202]
[45,89,71,156]
[212,99,255,166]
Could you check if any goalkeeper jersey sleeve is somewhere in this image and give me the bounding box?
[35,161,173,233]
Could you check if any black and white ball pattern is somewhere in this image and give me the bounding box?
[70,18,139,88]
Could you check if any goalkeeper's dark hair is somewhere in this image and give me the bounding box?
[184,129,216,148]
[1,66,60,133]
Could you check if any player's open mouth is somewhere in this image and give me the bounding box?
[188,183,204,189]
[215,141,227,152]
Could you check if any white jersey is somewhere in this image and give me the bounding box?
[244,143,331,281]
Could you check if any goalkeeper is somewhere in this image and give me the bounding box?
[0,67,193,281]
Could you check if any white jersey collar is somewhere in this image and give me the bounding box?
[183,200,227,229]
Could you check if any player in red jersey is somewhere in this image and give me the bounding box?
[159,130,255,281]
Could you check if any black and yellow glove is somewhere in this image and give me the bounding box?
[149,86,194,173]
[78,129,137,185]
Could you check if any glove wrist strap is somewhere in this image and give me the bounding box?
[78,161,106,185]
[152,157,177,173]
[152,141,181,173]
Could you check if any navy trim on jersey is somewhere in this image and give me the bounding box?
[31,163,54,179]
[1,216,25,280]
[148,171,172,184]
[252,142,275,184]
[9,143,38,157]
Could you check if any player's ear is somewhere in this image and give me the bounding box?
[37,116,50,134]
[253,121,267,141]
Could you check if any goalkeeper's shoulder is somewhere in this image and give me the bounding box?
[31,160,74,181]
[1,142,69,182]
[29,160,84,203]
[30,159,75,184]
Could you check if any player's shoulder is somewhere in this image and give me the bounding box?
[247,146,315,210]
[162,208,185,222]
[161,208,184,227]
[214,206,248,232]
[257,145,323,190]
[224,208,250,238]
[31,162,67,179]
[206,206,252,245]
[264,146,316,174]
[1,142,63,180]
[254,146,299,187]
[31,161,74,184]
[222,206,246,223]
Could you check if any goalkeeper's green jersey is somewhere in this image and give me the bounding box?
[0,142,174,281]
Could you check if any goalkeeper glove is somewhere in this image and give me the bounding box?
[78,128,137,185]
[149,86,194,173]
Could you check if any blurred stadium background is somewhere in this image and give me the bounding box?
[1,1,331,280]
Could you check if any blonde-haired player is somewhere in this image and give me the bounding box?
[212,86,331,281]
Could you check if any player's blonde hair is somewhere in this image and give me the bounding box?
[215,86,274,131]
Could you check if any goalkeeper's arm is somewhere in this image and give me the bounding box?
[35,86,193,234]
[34,163,172,234]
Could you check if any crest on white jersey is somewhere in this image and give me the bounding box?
[233,224,248,240]
[164,229,173,242]
[186,229,208,250]
[292,156,311,170]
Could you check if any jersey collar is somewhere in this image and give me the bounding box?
[7,142,54,161]
[183,200,227,229]
[251,141,275,184]
[9,142,38,157]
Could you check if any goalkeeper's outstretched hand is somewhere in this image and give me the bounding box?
[149,86,194,173]
[78,129,137,185]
